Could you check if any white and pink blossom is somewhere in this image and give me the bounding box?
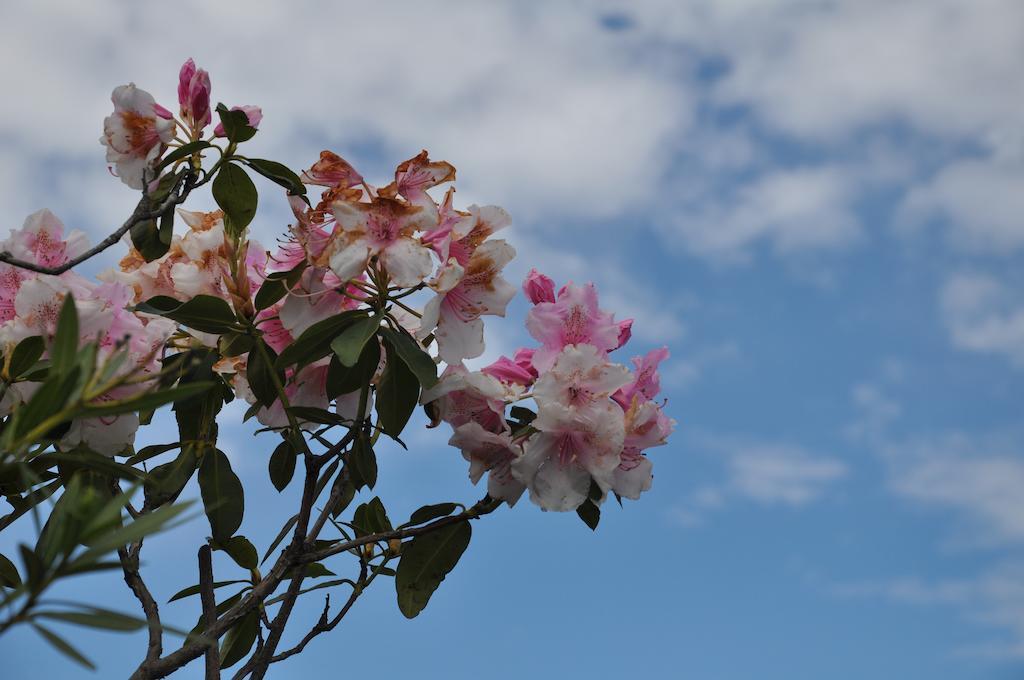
[101,84,175,189]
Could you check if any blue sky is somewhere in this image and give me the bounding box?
[2,1,1024,678]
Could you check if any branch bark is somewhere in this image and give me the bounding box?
[198,545,220,680]
[118,544,163,667]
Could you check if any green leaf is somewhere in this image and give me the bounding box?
[219,608,259,668]
[509,406,536,426]
[215,103,257,144]
[213,162,258,237]
[51,295,79,376]
[75,502,191,564]
[349,434,377,491]
[286,406,344,425]
[330,315,380,367]
[136,294,239,334]
[261,513,298,565]
[77,382,215,419]
[38,450,145,482]
[243,158,307,197]
[576,499,600,531]
[19,544,44,589]
[36,607,146,631]
[326,339,380,399]
[275,310,366,371]
[407,503,458,526]
[395,521,472,618]
[130,217,169,262]
[188,591,244,639]
[376,343,420,439]
[263,578,355,606]
[380,327,437,388]
[156,140,213,172]
[246,340,281,408]
[12,368,78,440]
[218,331,254,357]
[31,622,95,670]
[215,536,258,570]
[144,444,199,507]
[168,579,249,603]
[268,439,297,492]
[329,476,356,519]
[352,497,391,537]
[8,336,44,379]
[198,449,244,542]
[299,562,335,578]
[0,552,21,588]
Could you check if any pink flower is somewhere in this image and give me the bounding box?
[255,361,330,430]
[512,401,625,511]
[213,105,262,138]
[3,209,88,271]
[522,269,555,305]
[533,344,631,413]
[327,197,434,287]
[255,307,294,355]
[611,400,674,500]
[448,422,526,506]
[525,281,622,372]
[178,58,212,130]
[613,347,670,409]
[101,83,175,189]
[301,150,363,189]
[419,239,517,364]
[420,365,508,433]
[277,267,356,337]
[380,150,455,212]
[615,318,633,350]
[481,348,538,387]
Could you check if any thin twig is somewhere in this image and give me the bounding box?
[0,170,195,275]
[267,560,368,665]
[119,545,163,667]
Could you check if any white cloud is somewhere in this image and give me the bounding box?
[663,165,864,260]
[669,434,847,526]
[830,562,1024,659]
[892,449,1024,546]
[729,444,847,506]
[940,274,1024,367]
[655,0,1024,140]
[899,152,1024,253]
[0,0,692,238]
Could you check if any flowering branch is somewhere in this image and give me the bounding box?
[0,56,675,679]
[0,169,195,275]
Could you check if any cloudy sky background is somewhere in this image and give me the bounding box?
[2,1,1023,678]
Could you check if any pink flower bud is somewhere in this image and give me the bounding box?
[523,268,555,304]
[614,318,633,349]
[178,59,212,129]
[214,105,262,138]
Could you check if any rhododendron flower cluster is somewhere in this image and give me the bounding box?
[0,58,678,674]
[427,273,674,511]
[16,58,676,515]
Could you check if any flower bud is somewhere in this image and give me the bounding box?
[178,58,211,129]
[523,268,555,304]
[214,105,262,138]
